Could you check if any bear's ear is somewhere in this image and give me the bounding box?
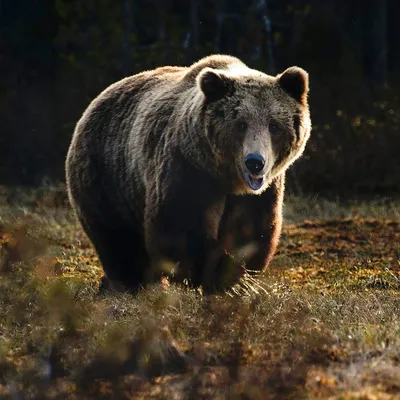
[277,66,309,104]
[197,68,234,102]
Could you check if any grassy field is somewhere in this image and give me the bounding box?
[0,186,399,399]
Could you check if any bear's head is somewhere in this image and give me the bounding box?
[196,64,311,194]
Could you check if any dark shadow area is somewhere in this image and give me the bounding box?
[1,0,399,197]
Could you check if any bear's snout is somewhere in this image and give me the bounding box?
[244,153,265,175]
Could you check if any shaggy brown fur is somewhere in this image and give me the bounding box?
[65,54,311,293]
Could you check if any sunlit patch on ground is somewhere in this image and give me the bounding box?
[273,218,400,293]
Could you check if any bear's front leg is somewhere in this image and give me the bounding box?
[219,172,285,271]
[144,176,245,292]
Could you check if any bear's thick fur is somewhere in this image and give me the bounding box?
[66,54,311,292]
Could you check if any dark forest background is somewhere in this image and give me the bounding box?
[1,0,399,197]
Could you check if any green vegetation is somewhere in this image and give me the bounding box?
[0,186,399,399]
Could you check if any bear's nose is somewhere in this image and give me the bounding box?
[245,153,265,175]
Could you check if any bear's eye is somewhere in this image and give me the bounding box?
[237,120,248,133]
[269,122,280,134]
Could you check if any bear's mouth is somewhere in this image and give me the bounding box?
[244,173,265,191]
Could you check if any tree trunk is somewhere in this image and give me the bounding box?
[214,0,225,53]
[363,0,388,86]
[190,0,199,49]
[122,0,134,76]
[256,0,275,75]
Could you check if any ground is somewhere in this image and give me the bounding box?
[0,185,399,399]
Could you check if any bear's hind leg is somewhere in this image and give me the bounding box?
[82,222,151,292]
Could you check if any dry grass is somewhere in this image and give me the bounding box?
[0,185,399,399]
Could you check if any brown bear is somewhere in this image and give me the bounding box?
[65,54,311,293]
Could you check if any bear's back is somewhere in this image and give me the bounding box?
[82,55,245,122]
[184,54,246,82]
